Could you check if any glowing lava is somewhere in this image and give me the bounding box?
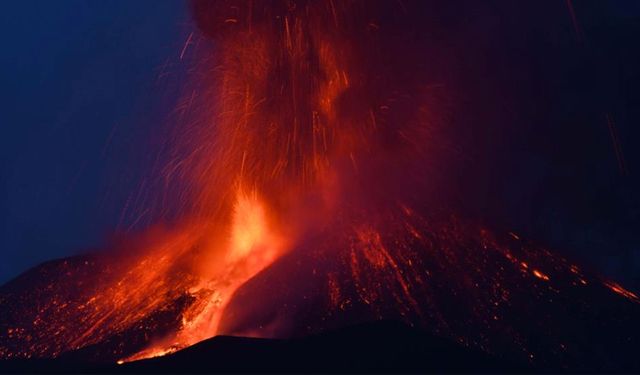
[121,187,286,361]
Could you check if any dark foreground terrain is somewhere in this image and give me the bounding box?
[1,321,528,373]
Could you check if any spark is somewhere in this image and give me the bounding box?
[532,269,550,281]
[605,281,639,302]
[179,32,194,60]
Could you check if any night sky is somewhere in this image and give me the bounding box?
[0,0,190,282]
[1,0,640,293]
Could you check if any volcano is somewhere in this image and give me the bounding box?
[2,0,640,373]
[2,219,639,371]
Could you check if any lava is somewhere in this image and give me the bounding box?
[1,0,639,372]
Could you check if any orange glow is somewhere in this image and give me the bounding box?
[124,188,287,362]
[532,269,550,281]
[605,281,639,302]
[230,192,269,259]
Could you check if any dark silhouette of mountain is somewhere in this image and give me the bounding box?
[0,321,528,373]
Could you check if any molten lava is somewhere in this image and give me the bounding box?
[1,0,639,371]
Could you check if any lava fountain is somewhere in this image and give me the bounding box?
[125,0,444,358]
[1,0,639,371]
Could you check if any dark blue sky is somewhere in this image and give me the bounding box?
[0,1,190,282]
[1,0,640,289]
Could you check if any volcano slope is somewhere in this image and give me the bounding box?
[0,217,639,372]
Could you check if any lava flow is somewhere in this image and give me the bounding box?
[1,0,639,371]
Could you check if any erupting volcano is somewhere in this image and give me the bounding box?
[2,1,639,372]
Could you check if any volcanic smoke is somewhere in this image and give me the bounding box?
[1,0,639,371]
